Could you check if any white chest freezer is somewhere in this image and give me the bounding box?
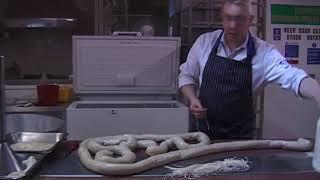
[66,36,188,140]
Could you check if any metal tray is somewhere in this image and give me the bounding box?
[6,132,64,154]
[0,153,46,179]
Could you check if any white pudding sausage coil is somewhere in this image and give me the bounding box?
[78,132,312,175]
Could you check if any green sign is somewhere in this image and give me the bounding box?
[271,4,320,25]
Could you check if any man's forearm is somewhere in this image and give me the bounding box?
[299,77,320,107]
[180,84,198,103]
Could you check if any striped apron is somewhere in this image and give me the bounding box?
[197,31,256,139]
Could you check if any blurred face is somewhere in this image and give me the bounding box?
[222,2,253,48]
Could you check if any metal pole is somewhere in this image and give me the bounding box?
[124,0,129,30]
[0,56,4,142]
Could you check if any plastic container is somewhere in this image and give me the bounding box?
[39,73,49,85]
[313,117,320,173]
[37,84,59,106]
[57,86,73,103]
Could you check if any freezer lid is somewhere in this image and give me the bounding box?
[72,36,181,95]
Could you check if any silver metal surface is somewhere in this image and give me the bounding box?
[6,104,68,113]
[5,18,77,28]
[1,56,4,141]
[5,114,65,135]
[36,150,315,177]
[6,132,64,154]
[0,142,25,178]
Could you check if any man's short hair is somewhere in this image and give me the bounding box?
[222,0,253,15]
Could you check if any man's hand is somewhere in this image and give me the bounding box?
[180,85,208,119]
[190,98,207,119]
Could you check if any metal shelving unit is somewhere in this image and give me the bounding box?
[97,0,167,35]
[178,0,266,61]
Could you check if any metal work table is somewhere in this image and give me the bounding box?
[20,141,320,180]
[29,173,320,180]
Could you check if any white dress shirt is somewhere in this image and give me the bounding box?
[178,29,308,97]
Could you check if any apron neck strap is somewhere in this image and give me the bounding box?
[246,32,256,60]
[211,31,256,61]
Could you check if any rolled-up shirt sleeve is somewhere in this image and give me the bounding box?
[264,45,308,97]
[178,37,202,89]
